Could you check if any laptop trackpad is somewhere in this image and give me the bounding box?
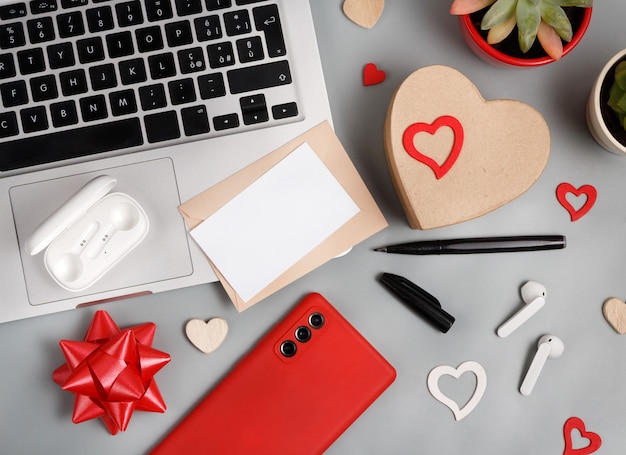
[10,158,193,306]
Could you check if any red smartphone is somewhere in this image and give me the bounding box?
[151,292,396,455]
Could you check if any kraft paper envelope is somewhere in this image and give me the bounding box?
[178,121,388,311]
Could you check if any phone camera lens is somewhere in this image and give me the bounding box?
[280,340,297,357]
[295,326,311,343]
[308,312,324,329]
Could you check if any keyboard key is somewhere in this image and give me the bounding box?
[119,57,146,84]
[29,0,57,14]
[0,3,27,20]
[148,52,176,79]
[227,60,291,94]
[272,102,298,119]
[109,89,137,116]
[0,118,143,171]
[27,17,55,43]
[235,0,266,4]
[236,36,263,63]
[86,6,114,33]
[240,93,267,125]
[115,1,143,27]
[0,111,19,138]
[30,74,58,101]
[50,100,78,127]
[89,63,117,90]
[106,31,134,58]
[59,69,87,95]
[20,106,48,133]
[139,83,166,110]
[206,0,231,9]
[194,15,222,41]
[207,42,234,68]
[1,80,28,106]
[213,113,238,131]
[77,37,105,63]
[253,4,286,58]
[17,47,45,74]
[146,0,173,22]
[0,23,26,49]
[144,110,180,143]
[57,11,85,38]
[0,53,16,79]
[177,47,205,73]
[168,78,196,105]
[136,26,164,52]
[60,0,88,8]
[47,42,75,68]
[224,10,251,36]
[181,105,209,136]
[80,94,108,122]
[198,72,225,99]
[165,20,193,47]
[175,0,202,16]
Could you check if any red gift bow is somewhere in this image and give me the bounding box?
[52,310,171,435]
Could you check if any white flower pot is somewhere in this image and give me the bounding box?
[586,48,626,155]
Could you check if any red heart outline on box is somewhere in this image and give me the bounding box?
[363,62,386,86]
[403,115,464,180]
[563,416,601,455]
[556,183,597,222]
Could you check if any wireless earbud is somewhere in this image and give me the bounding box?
[86,202,140,259]
[520,334,564,396]
[497,281,546,338]
[50,221,100,283]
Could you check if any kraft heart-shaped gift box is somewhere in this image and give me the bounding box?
[384,65,550,229]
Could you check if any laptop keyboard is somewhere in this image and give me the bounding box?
[0,0,302,171]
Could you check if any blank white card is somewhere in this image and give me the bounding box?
[190,142,360,302]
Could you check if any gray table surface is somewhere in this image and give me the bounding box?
[3,1,626,454]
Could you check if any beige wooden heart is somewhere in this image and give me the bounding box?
[384,65,550,229]
[343,0,384,29]
[185,317,228,353]
[603,298,626,334]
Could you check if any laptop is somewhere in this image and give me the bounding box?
[0,0,333,323]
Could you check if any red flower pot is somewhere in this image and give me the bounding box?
[458,7,592,68]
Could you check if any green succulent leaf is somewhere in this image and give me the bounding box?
[481,0,517,30]
[544,0,592,7]
[608,83,626,114]
[516,0,541,52]
[615,61,626,91]
[539,3,572,41]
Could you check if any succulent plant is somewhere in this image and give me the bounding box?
[450,0,593,60]
[608,61,626,131]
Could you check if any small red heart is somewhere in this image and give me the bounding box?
[556,183,597,222]
[363,62,386,86]
[402,115,464,179]
[563,417,602,455]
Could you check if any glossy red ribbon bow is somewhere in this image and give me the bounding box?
[52,310,171,435]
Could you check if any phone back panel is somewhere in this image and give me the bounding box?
[151,292,396,455]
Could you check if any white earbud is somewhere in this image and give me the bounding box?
[85,202,140,259]
[497,281,546,338]
[520,334,564,396]
[50,221,100,283]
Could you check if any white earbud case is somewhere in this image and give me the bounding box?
[26,175,149,292]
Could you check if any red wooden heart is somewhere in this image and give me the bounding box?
[556,183,597,222]
[363,62,386,86]
[402,115,464,179]
[563,417,601,455]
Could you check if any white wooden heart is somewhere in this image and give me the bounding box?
[603,298,626,334]
[384,65,550,229]
[185,317,228,354]
[427,360,487,421]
